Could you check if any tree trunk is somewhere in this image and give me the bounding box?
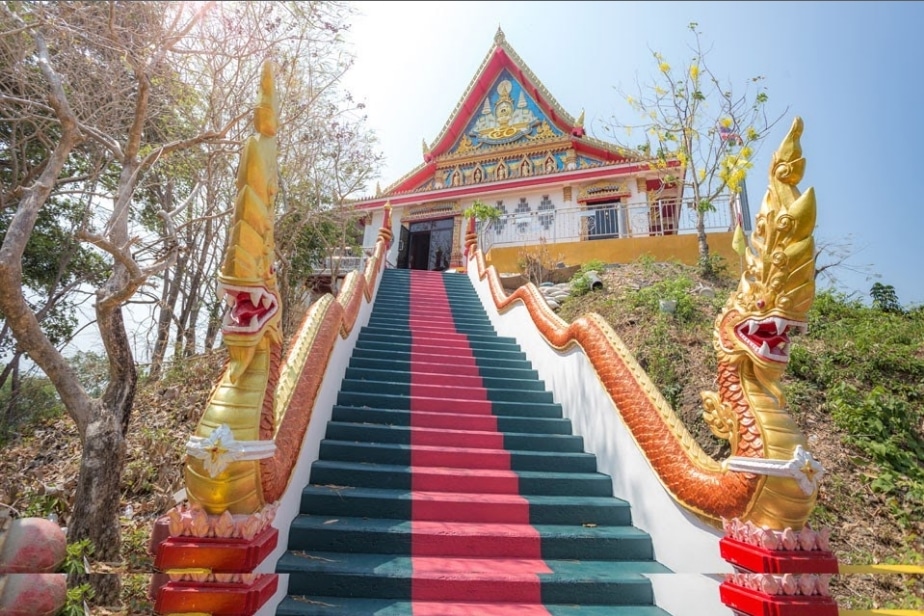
[68,303,137,605]
[203,298,223,351]
[148,268,178,380]
[696,210,712,275]
[0,349,20,398]
[0,352,22,430]
[66,397,126,605]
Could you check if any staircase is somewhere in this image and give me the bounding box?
[275,268,674,615]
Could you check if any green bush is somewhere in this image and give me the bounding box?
[569,259,608,297]
[630,273,697,323]
[0,373,65,443]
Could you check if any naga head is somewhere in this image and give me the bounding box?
[716,117,816,394]
[219,62,282,381]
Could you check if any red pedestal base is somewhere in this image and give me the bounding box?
[150,518,278,573]
[152,574,278,616]
[720,581,838,616]
[719,537,839,575]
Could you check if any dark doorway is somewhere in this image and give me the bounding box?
[402,217,454,270]
[409,230,430,270]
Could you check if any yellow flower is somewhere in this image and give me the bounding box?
[719,117,733,129]
[690,64,700,80]
[698,168,706,182]
[659,62,671,73]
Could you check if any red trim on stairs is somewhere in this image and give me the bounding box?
[407,271,551,611]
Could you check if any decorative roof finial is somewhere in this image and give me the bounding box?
[571,109,586,138]
[495,26,505,45]
[422,138,434,163]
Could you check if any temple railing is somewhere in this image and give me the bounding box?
[480,196,738,252]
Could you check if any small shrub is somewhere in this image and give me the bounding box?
[569,259,608,297]
[630,273,697,322]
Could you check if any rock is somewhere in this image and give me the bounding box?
[0,518,67,574]
[0,573,67,616]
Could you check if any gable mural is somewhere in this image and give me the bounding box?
[452,70,563,154]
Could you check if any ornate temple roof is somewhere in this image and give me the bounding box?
[356,27,651,207]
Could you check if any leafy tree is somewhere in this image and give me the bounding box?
[870,282,903,314]
[605,22,786,276]
[463,199,503,252]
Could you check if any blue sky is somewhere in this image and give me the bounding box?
[342,1,924,307]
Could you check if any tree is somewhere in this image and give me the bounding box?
[605,22,785,276]
[0,1,261,602]
[870,282,903,314]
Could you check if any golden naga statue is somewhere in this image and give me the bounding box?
[702,116,822,529]
[184,61,283,514]
[182,62,392,518]
[469,116,822,531]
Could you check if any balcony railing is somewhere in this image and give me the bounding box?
[312,254,368,276]
[480,196,737,252]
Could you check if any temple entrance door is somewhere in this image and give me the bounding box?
[396,225,410,268]
[405,217,454,271]
[408,230,430,270]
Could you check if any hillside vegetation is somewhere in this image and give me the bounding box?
[557,256,924,610]
[0,257,922,613]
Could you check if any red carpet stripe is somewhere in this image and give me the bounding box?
[408,271,550,612]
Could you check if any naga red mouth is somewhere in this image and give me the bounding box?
[735,316,807,363]
[220,283,279,334]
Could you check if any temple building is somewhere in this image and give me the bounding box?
[355,28,739,274]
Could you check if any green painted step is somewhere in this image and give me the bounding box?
[334,391,562,417]
[349,348,534,370]
[365,317,495,331]
[337,379,555,404]
[358,326,515,345]
[315,442,600,474]
[343,367,546,391]
[298,484,632,524]
[276,596,671,616]
[329,406,572,435]
[373,293,486,306]
[286,516,655,560]
[354,341,526,360]
[307,460,615,497]
[323,422,583,452]
[346,357,538,380]
[365,319,497,334]
[277,551,667,604]
[356,332,521,353]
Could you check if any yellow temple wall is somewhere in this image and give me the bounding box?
[484,231,740,273]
